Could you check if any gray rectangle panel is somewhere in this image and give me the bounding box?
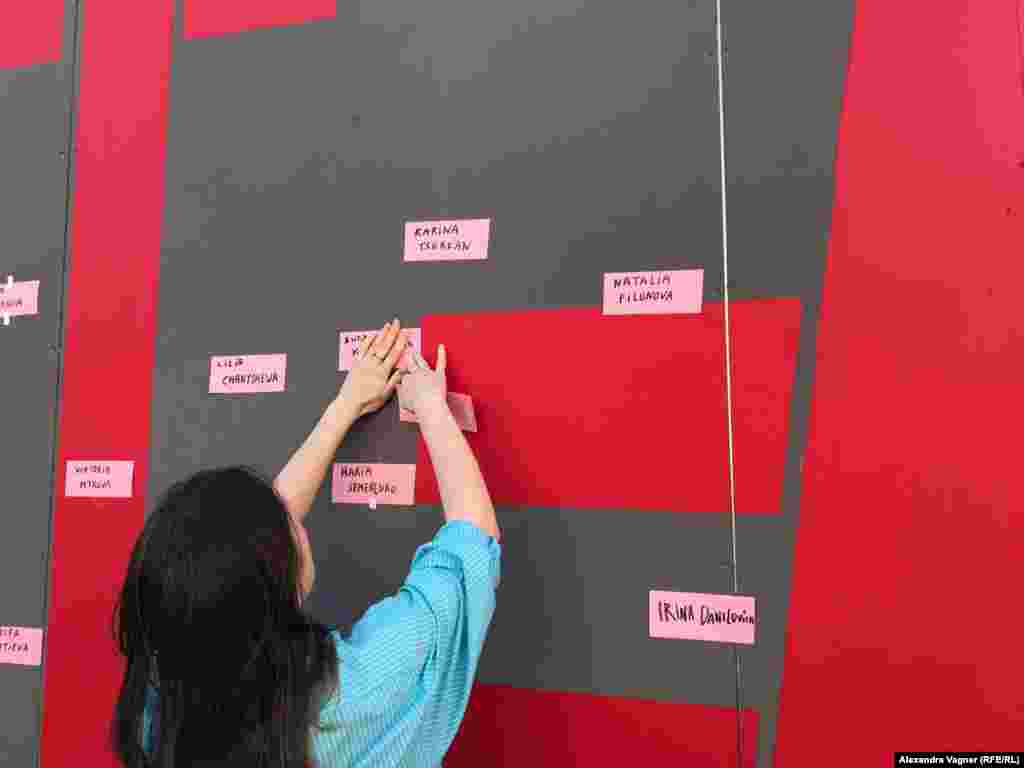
[305,506,738,706]
[149,1,854,764]
[0,5,76,761]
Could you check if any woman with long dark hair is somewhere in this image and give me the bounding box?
[113,320,501,767]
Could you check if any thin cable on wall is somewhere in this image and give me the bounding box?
[713,0,738,597]
[713,0,745,764]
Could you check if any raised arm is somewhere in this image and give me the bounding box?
[312,342,499,765]
[274,320,407,522]
[399,345,500,541]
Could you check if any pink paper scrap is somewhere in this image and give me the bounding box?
[0,279,40,321]
[339,328,421,371]
[209,354,287,393]
[404,218,490,262]
[603,269,703,316]
[400,392,478,432]
[649,590,756,645]
[0,626,43,667]
[65,460,134,499]
[332,463,416,506]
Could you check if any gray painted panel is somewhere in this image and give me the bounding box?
[0,343,60,623]
[723,0,855,303]
[734,517,802,764]
[0,64,69,342]
[305,506,738,706]
[159,3,721,328]
[0,669,44,767]
[150,1,854,764]
[723,1,854,763]
[0,7,76,762]
[152,0,736,712]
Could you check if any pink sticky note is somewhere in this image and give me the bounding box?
[339,328,421,371]
[332,463,416,506]
[603,269,703,316]
[400,392,478,432]
[0,279,40,320]
[404,218,490,262]
[209,354,287,393]
[64,460,134,499]
[0,626,43,667]
[649,590,756,645]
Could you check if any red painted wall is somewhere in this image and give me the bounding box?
[775,0,1024,761]
[447,685,758,768]
[40,1,175,766]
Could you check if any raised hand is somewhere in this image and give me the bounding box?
[339,319,408,418]
[398,344,448,417]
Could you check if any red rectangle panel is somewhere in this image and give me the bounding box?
[0,1,63,69]
[184,0,336,40]
[415,300,801,513]
[446,684,757,767]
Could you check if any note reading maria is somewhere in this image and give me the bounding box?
[332,463,416,506]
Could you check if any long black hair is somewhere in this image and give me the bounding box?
[113,467,338,768]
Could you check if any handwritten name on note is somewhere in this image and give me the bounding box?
[404,219,490,262]
[649,590,756,645]
[209,354,287,393]
[64,460,134,499]
[0,279,40,323]
[339,328,421,371]
[400,392,478,432]
[332,463,416,506]
[0,626,43,667]
[603,269,703,316]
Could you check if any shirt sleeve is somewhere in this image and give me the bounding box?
[403,520,501,685]
[314,520,501,767]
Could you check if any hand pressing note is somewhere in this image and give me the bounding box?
[399,343,500,540]
[339,319,408,418]
[399,344,448,417]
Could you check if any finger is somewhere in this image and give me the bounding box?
[357,332,376,359]
[382,369,403,400]
[368,326,390,361]
[412,347,429,371]
[383,331,408,370]
[366,321,389,357]
[372,319,399,360]
[436,344,447,373]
